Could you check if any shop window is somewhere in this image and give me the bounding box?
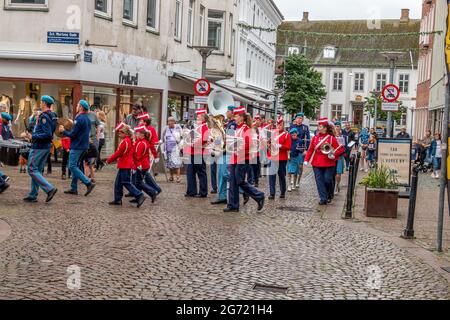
[95,0,113,20]
[147,0,160,33]
[123,0,138,26]
[208,10,225,52]
[5,0,48,10]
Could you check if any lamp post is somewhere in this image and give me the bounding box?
[370,90,381,129]
[193,46,217,79]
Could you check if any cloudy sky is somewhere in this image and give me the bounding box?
[273,0,422,21]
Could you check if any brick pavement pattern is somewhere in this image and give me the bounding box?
[0,166,449,300]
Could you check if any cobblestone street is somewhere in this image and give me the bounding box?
[0,166,449,300]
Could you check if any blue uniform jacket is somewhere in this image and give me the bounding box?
[0,123,13,140]
[289,123,310,151]
[31,111,58,149]
[63,113,91,151]
[226,120,237,134]
[290,138,301,158]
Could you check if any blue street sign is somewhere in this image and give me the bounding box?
[47,31,80,45]
[84,51,93,63]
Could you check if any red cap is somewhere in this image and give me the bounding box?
[254,114,261,120]
[115,122,126,131]
[196,109,207,115]
[134,125,147,133]
[277,115,284,124]
[318,117,329,126]
[138,112,150,120]
[233,106,246,115]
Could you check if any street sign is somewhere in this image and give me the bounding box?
[47,31,80,45]
[84,51,93,63]
[194,96,209,105]
[382,84,400,103]
[194,78,211,96]
[381,103,399,112]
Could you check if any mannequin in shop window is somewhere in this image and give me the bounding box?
[0,94,11,114]
[16,94,37,133]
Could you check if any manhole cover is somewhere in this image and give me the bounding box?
[253,283,289,294]
[277,206,313,213]
[442,267,450,273]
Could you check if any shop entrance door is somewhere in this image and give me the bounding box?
[352,103,364,127]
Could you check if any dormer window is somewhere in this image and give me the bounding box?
[323,46,336,59]
[288,47,300,55]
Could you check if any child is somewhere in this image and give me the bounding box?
[132,125,158,203]
[106,123,146,208]
[431,132,442,179]
[334,123,346,194]
[61,136,71,180]
[367,135,377,169]
[287,128,301,192]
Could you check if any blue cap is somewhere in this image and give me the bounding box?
[1,112,12,122]
[227,105,236,111]
[79,100,90,110]
[41,95,55,105]
[295,112,305,118]
[334,121,342,127]
[289,128,299,135]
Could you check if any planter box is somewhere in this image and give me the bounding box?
[364,188,399,218]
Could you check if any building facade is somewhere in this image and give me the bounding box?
[0,0,282,152]
[276,10,420,134]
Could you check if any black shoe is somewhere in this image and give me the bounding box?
[125,193,133,198]
[280,194,286,199]
[109,201,122,206]
[268,195,275,200]
[85,183,96,197]
[257,198,265,211]
[195,195,207,198]
[23,197,38,203]
[254,183,259,188]
[211,200,227,205]
[150,193,157,204]
[136,195,146,208]
[223,208,239,213]
[319,201,328,206]
[64,190,78,195]
[327,198,332,204]
[46,188,58,203]
[184,194,196,198]
[210,190,218,194]
[129,199,138,204]
[243,194,250,205]
[0,184,10,194]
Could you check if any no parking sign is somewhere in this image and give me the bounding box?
[382,84,400,103]
[194,78,211,96]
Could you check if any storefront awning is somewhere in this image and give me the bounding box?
[0,50,79,62]
[214,83,274,105]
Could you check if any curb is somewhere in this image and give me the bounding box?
[0,219,11,243]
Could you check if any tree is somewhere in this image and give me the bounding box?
[276,54,326,119]
[364,93,406,123]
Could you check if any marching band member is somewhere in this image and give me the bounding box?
[0,112,13,140]
[224,106,265,213]
[249,114,262,188]
[333,122,346,194]
[60,100,96,197]
[132,125,158,203]
[267,116,291,200]
[23,96,58,203]
[184,109,209,198]
[287,128,301,192]
[304,118,345,205]
[211,105,237,205]
[289,112,310,188]
[106,122,146,208]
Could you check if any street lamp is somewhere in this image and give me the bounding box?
[370,90,381,129]
[381,52,404,138]
[193,46,218,79]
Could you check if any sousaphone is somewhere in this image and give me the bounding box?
[56,118,73,137]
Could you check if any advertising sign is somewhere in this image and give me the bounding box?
[377,138,412,186]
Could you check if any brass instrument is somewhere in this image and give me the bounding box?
[321,143,335,160]
[56,118,73,138]
[208,115,226,157]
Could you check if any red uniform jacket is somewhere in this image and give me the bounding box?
[146,125,159,159]
[133,138,151,170]
[230,123,251,165]
[183,122,210,156]
[267,130,292,161]
[107,136,134,169]
[305,133,345,168]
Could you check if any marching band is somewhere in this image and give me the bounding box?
[0,93,351,211]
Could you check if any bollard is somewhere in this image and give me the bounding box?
[352,152,362,192]
[345,155,356,219]
[402,166,419,239]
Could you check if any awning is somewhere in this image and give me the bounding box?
[0,50,79,62]
[214,83,274,105]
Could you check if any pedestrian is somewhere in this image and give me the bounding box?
[367,134,377,168]
[304,118,345,206]
[224,106,265,213]
[59,100,96,197]
[23,95,58,203]
[431,132,442,179]
[96,111,107,171]
[334,122,346,194]
[266,116,291,200]
[184,109,209,198]
[107,122,146,207]
[84,106,100,183]
[342,122,356,171]
[359,127,370,172]
[211,105,237,206]
[287,128,301,192]
[124,104,143,129]
[289,112,311,187]
[61,135,71,180]
[0,112,13,140]
[162,117,183,183]
[132,125,158,203]
[396,127,410,139]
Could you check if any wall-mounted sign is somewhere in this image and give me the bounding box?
[194,96,209,105]
[377,138,412,186]
[381,103,400,112]
[47,31,80,45]
[84,51,93,63]
[119,71,139,86]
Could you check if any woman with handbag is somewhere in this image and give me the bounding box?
[162,117,183,183]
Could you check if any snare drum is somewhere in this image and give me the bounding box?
[5,143,20,166]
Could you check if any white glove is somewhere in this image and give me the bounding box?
[303,161,309,167]
[154,158,160,164]
[137,166,142,170]
[276,144,282,149]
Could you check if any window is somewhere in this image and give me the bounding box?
[199,6,205,45]
[331,104,343,120]
[174,0,182,41]
[187,0,195,45]
[123,0,138,25]
[95,0,112,19]
[333,72,343,91]
[246,49,252,80]
[399,74,409,93]
[228,14,233,56]
[354,73,365,92]
[323,46,336,59]
[5,0,48,10]
[376,73,387,92]
[147,0,160,32]
[207,10,225,52]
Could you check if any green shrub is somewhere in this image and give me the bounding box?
[360,165,399,190]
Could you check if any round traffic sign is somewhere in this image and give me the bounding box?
[194,78,211,96]
[382,84,400,103]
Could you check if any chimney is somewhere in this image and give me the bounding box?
[400,9,410,22]
[302,12,309,22]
